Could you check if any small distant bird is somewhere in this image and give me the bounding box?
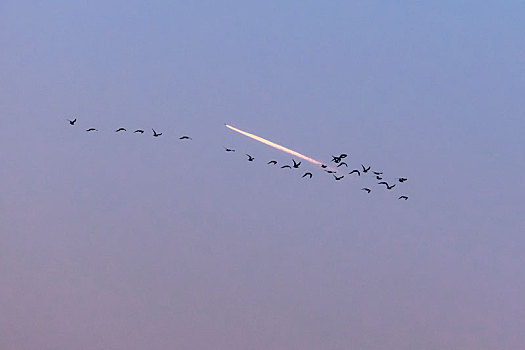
[115,128,126,132]
[361,164,371,173]
[68,118,77,125]
[376,176,383,180]
[267,160,277,165]
[152,129,162,137]
[224,147,235,152]
[339,153,348,159]
[337,162,348,167]
[378,182,396,190]
[281,165,292,169]
[86,128,97,132]
[302,172,313,178]
[373,171,383,175]
[321,164,328,168]
[361,188,371,193]
[179,136,192,140]
[134,129,144,133]
[333,174,344,181]
[292,159,301,168]
[331,155,342,163]
[348,169,361,176]
[246,154,254,161]
[399,178,408,183]
[399,196,408,200]
[325,170,336,174]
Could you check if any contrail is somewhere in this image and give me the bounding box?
[225,124,323,166]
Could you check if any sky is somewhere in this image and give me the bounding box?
[1,1,524,349]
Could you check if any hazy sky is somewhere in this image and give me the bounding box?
[1,1,524,349]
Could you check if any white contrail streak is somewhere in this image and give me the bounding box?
[225,124,323,166]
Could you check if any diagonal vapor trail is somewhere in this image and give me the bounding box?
[225,124,323,166]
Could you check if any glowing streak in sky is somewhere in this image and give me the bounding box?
[225,124,323,166]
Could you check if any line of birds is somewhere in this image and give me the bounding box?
[69,118,409,200]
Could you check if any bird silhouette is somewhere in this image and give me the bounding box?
[339,153,348,159]
[179,136,192,140]
[337,162,348,167]
[378,182,396,190]
[292,159,301,168]
[361,164,371,173]
[373,171,383,175]
[321,164,328,168]
[86,128,97,132]
[68,118,77,125]
[331,155,342,163]
[134,129,144,133]
[399,195,408,200]
[348,169,361,176]
[333,174,344,181]
[361,188,371,193]
[152,129,162,137]
[267,160,277,165]
[115,128,126,132]
[281,165,292,169]
[224,147,235,152]
[398,178,407,183]
[325,170,336,174]
[246,154,254,161]
[376,176,383,180]
[302,172,313,178]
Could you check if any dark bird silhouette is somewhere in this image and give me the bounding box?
[281,165,292,169]
[333,174,344,181]
[152,129,162,137]
[331,155,342,163]
[179,136,192,140]
[267,160,277,165]
[348,169,361,176]
[376,176,383,180]
[68,118,77,125]
[86,128,97,132]
[339,153,348,159]
[361,188,371,193]
[361,164,371,173]
[224,147,235,152]
[325,170,336,174]
[399,178,408,183]
[321,164,328,168]
[134,129,144,133]
[292,159,301,168]
[337,162,348,167]
[378,182,396,190]
[115,128,126,132]
[373,171,383,175]
[399,196,408,200]
[302,172,313,178]
[246,154,254,161]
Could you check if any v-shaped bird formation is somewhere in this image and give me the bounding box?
[68,118,409,200]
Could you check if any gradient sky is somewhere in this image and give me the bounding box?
[1,1,524,349]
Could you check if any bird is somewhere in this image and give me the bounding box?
[152,129,162,137]
[361,188,371,193]
[292,159,301,168]
[378,182,396,190]
[302,172,313,178]
[68,118,77,125]
[224,147,235,152]
[321,164,328,168]
[86,128,97,132]
[134,129,144,133]
[348,169,361,176]
[333,174,344,181]
[115,128,126,132]
[339,153,348,158]
[267,160,277,165]
[399,178,408,183]
[361,164,371,173]
[179,136,192,140]
[373,171,383,175]
[331,155,342,163]
[337,162,348,167]
[246,154,254,161]
[376,176,383,180]
[399,196,408,200]
[325,170,336,174]
[281,165,292,169]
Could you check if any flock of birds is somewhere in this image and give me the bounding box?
[68,118,409,200]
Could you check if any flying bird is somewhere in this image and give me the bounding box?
[281,165,292,169]
[361,164,371,173]
[331,155,342,163]
[68,118,77,125]
[378,182,396,190]
[292,159,301,168]
[115,128,126,132]
[361,188,371,193]
[325,170,336,174]
[339,153,348,158]
[373,171,383,175]
[399,178,408,183]
[267,160,277,165]
[348,169,361,176]
[302,172,313,178]
[86,128,97,132]
[333,174,344,181]
[337,162,348,167]
[246,154,255,161]
[376,176,383,180]
[134,129,144,133]
[152,129,162,137]
[321,164,328,168]
[399,196,408,200]
[224,147,235,152]
[179,136,192,140]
